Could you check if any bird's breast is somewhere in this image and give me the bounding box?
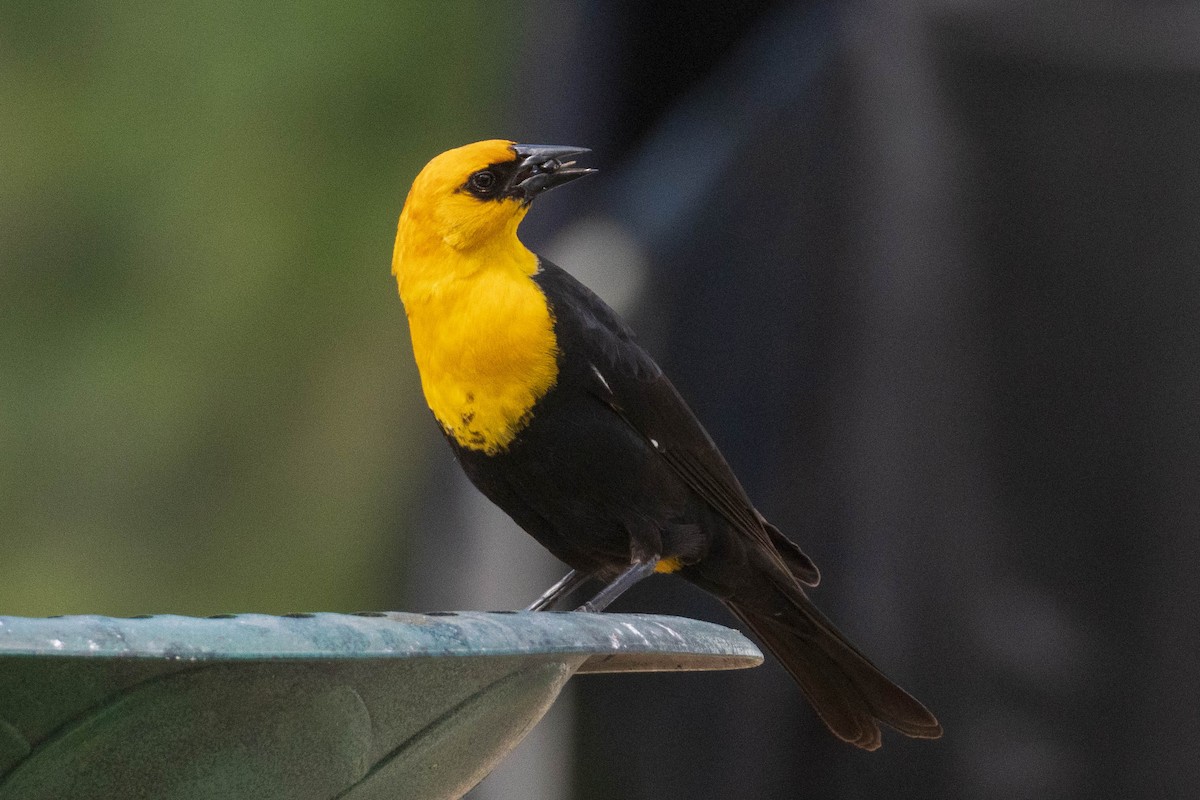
[405,268,559,454]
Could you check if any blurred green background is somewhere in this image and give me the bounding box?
[0,2,518,615]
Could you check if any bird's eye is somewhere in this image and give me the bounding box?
[469,170,498,194]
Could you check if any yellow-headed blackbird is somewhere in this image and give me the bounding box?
[392,140,942,750]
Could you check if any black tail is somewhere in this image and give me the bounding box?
[724,577,942,750]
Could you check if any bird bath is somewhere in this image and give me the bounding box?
[0,611,761,799]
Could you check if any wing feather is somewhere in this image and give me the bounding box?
[535,259,801,573]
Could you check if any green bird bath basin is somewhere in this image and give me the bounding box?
[0,611,761,799]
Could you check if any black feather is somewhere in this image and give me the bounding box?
[444,257,940,747]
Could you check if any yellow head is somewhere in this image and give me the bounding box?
[392,141,596,453]
[393,140,595,297]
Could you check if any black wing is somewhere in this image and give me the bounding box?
[534,259,819,586]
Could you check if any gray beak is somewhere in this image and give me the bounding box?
[507,144,597,201]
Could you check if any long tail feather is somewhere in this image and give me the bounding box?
[725,580,942,750]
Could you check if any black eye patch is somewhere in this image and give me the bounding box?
[462,161,519,200]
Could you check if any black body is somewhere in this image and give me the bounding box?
[446,258,941,749]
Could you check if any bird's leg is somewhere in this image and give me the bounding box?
[524,569,590,611]
[576,557,659,613]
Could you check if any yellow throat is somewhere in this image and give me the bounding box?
[392,141,559,454]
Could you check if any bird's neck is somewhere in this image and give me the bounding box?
[394,235,559,455]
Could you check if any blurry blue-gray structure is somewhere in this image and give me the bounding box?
[0,612,760,799]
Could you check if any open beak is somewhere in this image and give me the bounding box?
[507,144,597,202]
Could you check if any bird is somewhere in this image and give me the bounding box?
[391,139,942,750]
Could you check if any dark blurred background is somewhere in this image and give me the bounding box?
[3,2,1198,798]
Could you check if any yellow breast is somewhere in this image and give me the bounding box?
[404,266,558,454]
[392,140,559,454]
